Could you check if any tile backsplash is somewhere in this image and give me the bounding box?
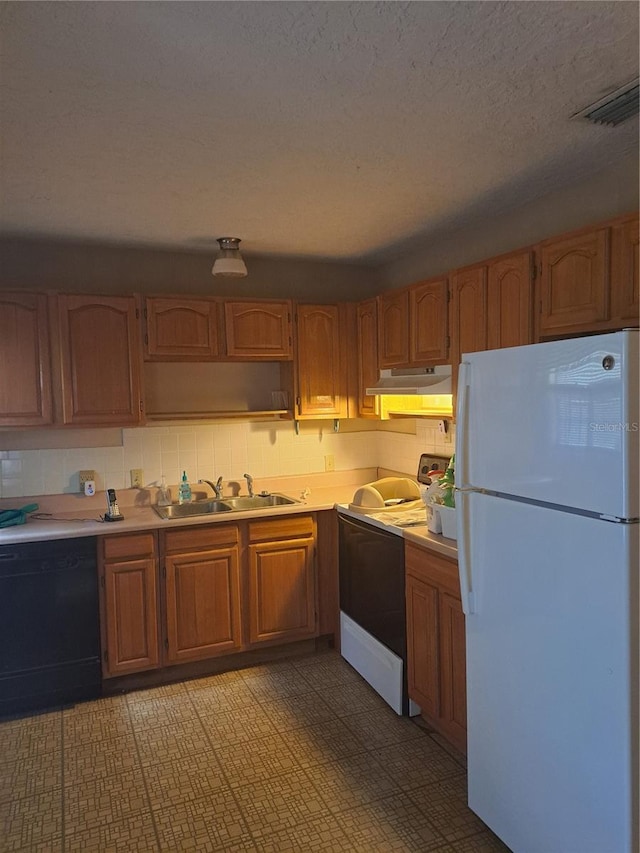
[0,420,455,498]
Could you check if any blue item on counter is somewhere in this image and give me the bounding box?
[0,503,39,528]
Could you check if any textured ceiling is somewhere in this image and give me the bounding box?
[1,1,638,262]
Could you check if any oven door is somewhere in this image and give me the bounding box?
[338,513,406,660]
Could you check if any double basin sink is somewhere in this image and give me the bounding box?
[153,493,300,520]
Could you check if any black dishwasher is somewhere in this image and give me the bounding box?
[0,536,101,715]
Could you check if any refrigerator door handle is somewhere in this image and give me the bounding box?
[456,361,471,489]
[457,487,475,615]
[455,361,475,614]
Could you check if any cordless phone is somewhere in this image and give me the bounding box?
[104,488,124,522]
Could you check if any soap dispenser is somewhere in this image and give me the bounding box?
[178,471,192,505]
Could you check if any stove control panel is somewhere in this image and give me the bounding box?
[417,454,451,485]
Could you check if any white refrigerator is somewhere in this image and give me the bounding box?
[455,330,639,853]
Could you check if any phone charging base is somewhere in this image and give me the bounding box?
[103,513,125,522]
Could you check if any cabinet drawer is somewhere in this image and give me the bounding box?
[405,542,460,596]
[103,532,156,561]
[249,515,314,543]
[163,523,239,553]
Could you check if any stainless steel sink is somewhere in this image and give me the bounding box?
[221,494,299,511]
[153,493,299,520]
[153,500,233,520]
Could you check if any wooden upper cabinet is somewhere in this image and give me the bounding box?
[611,214,639,325]
[224,300,292,359]
[450,265,487,369]
[487,250,534,350]
[377,290,410,368]
[0,292,52,427]
[410,278,449,365]
[537,227,609,336]
[144,297,219,360]
[58,295,143,426]
[294,304,345,418]
[356,298,379,417]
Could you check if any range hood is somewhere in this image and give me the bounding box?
[366,366,452,396]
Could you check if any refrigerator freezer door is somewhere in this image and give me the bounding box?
[464,492,636,853]
[457,330,639,519]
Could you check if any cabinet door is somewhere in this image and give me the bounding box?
[450,266,487,366]
[224,300,292,359]
[439,591,467,752]
[58,295,143,425]
[295,304,344,417]
[538,228,609,335]
[145,297,219,360]
[164,545,242,663]
[450,266,487,408]
[487,251,533,349]
[410,278,449,364]
[103,558,160,676]
[356,298,379,417]
[377,290,409,368]
[0,292,52,426]
[406,572,440,718]
[611,215,639,325]
[248,536,316,644]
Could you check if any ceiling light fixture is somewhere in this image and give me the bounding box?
[211,237,248,277]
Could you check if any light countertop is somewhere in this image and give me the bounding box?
[0,469,457,558]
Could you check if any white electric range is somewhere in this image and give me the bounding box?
[335,455,450,715]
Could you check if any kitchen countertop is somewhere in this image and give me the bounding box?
[336,503,458,559]
[0,484,360,544]
[0,470,457,558]
[402,525,458,559]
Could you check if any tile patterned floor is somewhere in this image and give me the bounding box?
[0,652,511,852]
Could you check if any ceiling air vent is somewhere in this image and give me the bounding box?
[572,78,639,127]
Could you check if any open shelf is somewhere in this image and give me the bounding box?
[143,361,292,424]
[145,409,291,422]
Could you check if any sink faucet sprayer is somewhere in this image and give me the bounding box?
[198,476,223,499]
[243,473,254,498]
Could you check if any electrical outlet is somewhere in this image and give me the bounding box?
[130,468,144,488]
[324,454,335,472]
[79,470,96,490]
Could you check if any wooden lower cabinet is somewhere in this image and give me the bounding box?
[249,516,317,645]
[406,572,440,718]
[100,515,320,680]
[405,542,466,753]
[438,590,467,749]
[163,524,242,664]
[247,516,317,645]
[100,533,160,677]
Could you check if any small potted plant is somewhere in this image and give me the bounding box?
[437,455,457,540]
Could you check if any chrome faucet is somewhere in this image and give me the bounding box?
[243,473,254,498]
[199,476,223,499]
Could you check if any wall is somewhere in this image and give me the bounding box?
[376,150,640,289]
[0,417,454,499]
[0,239,379,303]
